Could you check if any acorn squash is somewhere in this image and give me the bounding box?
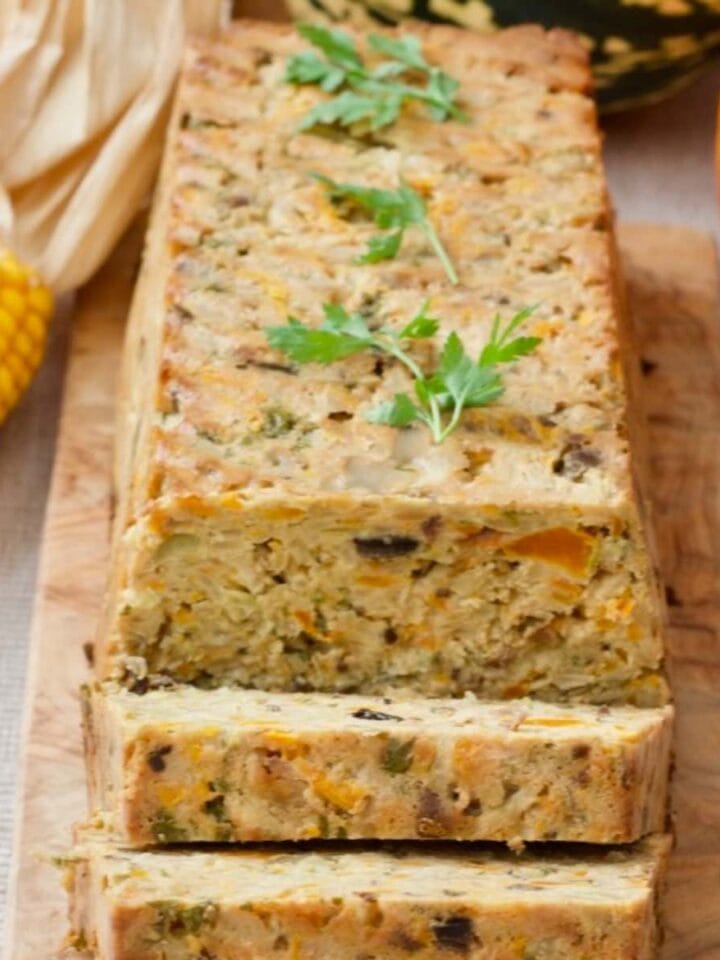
[285,0,720,110]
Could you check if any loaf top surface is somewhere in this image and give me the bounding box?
[75,830,669,906]
[95,683,672,743]
[134,20,637,512]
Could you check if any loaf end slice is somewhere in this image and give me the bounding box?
[101,21,666,705]
[83,683,672,846]
[66,830,671,960]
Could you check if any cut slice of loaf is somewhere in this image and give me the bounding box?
[83,683,672,846]
[66,829,671,960]
[100,20,666,705]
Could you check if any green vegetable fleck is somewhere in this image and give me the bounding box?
[313,174,457,284]
[151,901,218,937]
[286,24,467,132]
[266,303,540,444]
[382,737,415,775]
[260,406,298,438]
[150,810,188,844]
[203,794,228,822]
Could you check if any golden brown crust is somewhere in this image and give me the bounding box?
[100,20,666,704]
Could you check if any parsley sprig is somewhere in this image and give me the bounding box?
[313,174,458,284]
[265,302,540,443]
[286,24,467,131]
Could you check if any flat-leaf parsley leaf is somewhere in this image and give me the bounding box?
[265,301,540,443]
[313,174,458,284]
[286,24,467,131]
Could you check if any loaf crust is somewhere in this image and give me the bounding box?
[84,683,672,846]
[102,21,666,704]
[66,830,670,960]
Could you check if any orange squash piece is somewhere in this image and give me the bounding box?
[503,527,597,578]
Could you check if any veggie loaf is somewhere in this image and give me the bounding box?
[83,682,672,846]
[101,21,666,704]
[66,829,671,960]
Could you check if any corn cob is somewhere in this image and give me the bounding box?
[0,250,53,426]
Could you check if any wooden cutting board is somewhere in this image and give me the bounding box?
[3,222,720,960]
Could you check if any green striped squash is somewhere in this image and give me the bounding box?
[284,0,720,110]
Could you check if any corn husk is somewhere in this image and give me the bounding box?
[0,0,229,293]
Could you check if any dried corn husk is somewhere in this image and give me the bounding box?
[0,0,229,293]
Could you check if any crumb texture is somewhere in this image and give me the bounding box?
[86,683,672,845]
[102,22,665,704]
[67,831,670,960]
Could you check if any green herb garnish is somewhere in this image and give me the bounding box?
[265,302,540,444]
[313,174,458,284]
[286,24,467,131]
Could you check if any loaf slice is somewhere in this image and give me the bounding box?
[101,21,666,705]
[66,830,670,960]
[84,682,672,846]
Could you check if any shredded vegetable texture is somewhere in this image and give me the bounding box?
[266,303,540,443]
[286,24,467,131]
[313,174,458,284]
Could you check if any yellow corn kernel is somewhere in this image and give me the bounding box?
[187,743,206,764]
[0,287,25,318]
[27,284,53,316]
[155,784,184,807]
[0,367,18,406]
[25,310,47,344]
[29,344,43,369]
[13,330,34,361]
[0,309,14,340]
[356,574,397,588]
[0,251,52,426]
[5,352,28,386]
[312,774,368,813]
[0,255,25,286]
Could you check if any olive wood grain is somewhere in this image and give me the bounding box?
[2,222,719,960]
